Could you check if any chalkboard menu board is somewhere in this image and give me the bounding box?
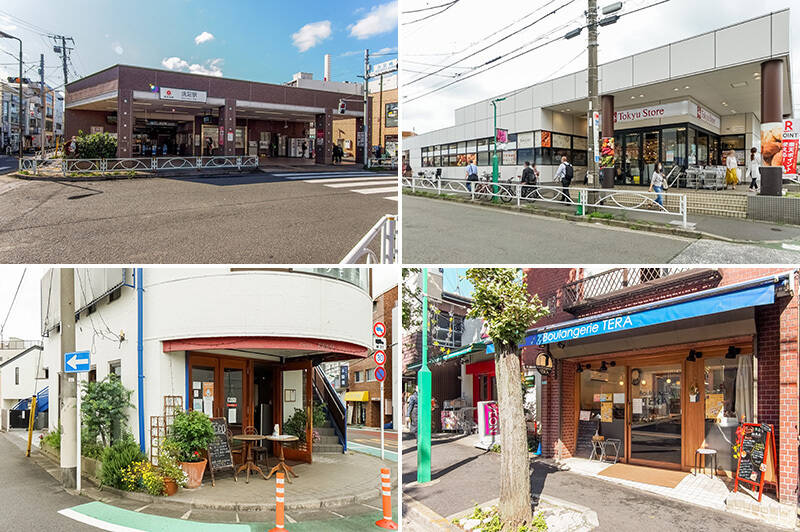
[576,419,600,459]
[206,417,234,486]
[733,423,776,502]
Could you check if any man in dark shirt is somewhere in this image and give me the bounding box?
[521,161,538,198]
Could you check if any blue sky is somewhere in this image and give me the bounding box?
[0,0,397,90]
[443,268,473,299]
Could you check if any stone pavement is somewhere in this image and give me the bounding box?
[401,431,788,531]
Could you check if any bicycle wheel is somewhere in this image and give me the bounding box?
[499,184,514,203]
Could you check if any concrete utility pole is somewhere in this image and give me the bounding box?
[587,0,600,188]
[0,31,23,161]
[51,35,74,142]
[363,49,370,167]
[59,268,77,489]
[39,54,45,158]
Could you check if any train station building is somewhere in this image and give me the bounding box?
[64,64,366,164]
[403,10,792,191]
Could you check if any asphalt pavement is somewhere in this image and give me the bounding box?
[402,195,800,264]
[0,155,17,174]
[0,169,397,263]
[401,433,780,532]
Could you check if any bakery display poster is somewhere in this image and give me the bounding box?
[761,122,784,168]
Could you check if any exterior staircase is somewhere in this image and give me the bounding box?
[313,418,344,453]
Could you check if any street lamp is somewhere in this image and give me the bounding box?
[0,31,22,164]
[491,97,506,202]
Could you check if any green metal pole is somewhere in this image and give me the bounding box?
[492,101,499,202]
[417,268,431,483]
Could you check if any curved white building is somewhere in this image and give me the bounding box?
[42,267,373,462]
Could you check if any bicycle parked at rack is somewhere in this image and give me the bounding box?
[474,171,514,203]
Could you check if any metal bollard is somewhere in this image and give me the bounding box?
[375,467,397,529]
[269,472,285,531]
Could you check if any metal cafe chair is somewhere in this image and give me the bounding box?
[245,425,271,468]
[228,429,245,464]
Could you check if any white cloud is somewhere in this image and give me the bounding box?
[161,56,224,77]
[112,42,124,55]
[0,14,17,32]
[349,1,397,39]
[292,20,332,52]
[194,31,215,45]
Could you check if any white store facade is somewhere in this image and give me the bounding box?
[404,10,793,187]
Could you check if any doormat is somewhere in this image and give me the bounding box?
[598,463,688,489]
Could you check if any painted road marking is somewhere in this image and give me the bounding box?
[133,504,150,512]
[347,440,398,461]
[180,509,192,520]
[385,196,398,201]
[301,175,395,184]
[354,187,397,194]
[60,502,252,531]
[323,180,396,188]
[272,170,378,177]
[288,174,393,181]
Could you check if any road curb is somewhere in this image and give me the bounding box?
[402,495,461,531]
[403,190,799,246]
[11,168,251,182]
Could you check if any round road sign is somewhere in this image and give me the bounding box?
[374,366,386,382]
[373,350,386,365]
[373,322,386,337]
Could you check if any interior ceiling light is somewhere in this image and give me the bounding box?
[630,96,636,99]
[753,72,760,77]
[722,102,728,106]
[599,361,608,372]
[639,94,644,98]
[731,81,748,88]
[730,110,736,113]
[684,85,690,89]
[725,346,741,359]
[576,363,583,373]
[673,87,679,91]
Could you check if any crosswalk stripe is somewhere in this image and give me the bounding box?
[323,180,397,188]
[384,196,398,201]
[354,187,398,194]
[301,176,396,184]
[275,171,379,178]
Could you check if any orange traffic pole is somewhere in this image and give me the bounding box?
[375,467,397,529]
[270,472,285,532]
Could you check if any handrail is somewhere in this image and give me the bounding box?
[313,367,347,452]
[341,214,397,264]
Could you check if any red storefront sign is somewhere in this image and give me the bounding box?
[782,119,799,177]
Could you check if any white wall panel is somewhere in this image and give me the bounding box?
[476,101,489,120]
[516,109,533,133]
[721,114,746,135]
[552,75,576,104]
[670,33,715,77]
[464,121,476,140]
[533,81,553,107]
[498,113,515,132]
[514,87,533,112]
[772,11,790,55]
[464,104,475,124]
[540,109,553,131]
[633,46,670,86]
[600,57,632,93]
[454,107,465,125]
[716,16,771,67]
[552,111,572,134]
[575,69,588,99]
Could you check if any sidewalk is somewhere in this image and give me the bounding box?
[401,431,787,531]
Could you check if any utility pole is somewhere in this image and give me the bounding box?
[491,97,506,202]
[417,268,431,483]
[378,74,383,158]
[51,34,74,143]
[59,268,77,489]
[39,54,45,158]
[0,31,23,162]
[362,49,370,168]
[587,0,600,188]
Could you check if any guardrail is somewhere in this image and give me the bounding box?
[402,175,689,228]
[341,214,397,264]
[19,155,259,176]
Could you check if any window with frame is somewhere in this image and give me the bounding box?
[432,312,465,348]
[366,369,374,381]
[109,360,121,378]
[15,366,19,385]
[354,371,362,383]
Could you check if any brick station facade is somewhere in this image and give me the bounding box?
[524,267,799,505]
[64,64,366,164]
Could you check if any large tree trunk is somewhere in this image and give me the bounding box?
[494,344,532,528]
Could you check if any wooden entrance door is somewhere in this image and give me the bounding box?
[187,353,253,435]
[277,359,313,463]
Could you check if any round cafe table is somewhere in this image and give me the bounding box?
[232,434,269,483]
[264,434,300,483]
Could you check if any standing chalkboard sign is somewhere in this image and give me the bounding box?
[576,419,600,459]
[206,417,235,487]
[733,423,777,502]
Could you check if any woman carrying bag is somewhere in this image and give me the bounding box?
[747,147,761,192]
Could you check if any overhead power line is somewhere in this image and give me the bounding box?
[402,1,459,14]
[403,0,461,25]
[1,268,27,344]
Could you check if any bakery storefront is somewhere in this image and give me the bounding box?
[532,271,796,502]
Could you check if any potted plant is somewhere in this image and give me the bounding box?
[167,410,215,489]
[159,440,188,496]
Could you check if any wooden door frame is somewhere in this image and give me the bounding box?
[276,359,313,463]
[187,352,254,431]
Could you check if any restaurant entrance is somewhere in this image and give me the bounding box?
[628,362,682,467]
[188,353,251,435]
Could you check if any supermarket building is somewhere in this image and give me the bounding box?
[64,65,366,164]
[522,267,798,515]
[403,10,792,188]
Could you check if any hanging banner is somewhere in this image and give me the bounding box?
[600,137,615,169]
[761,122,783,167]
[496,128,508,144]
[592,111,601,163]
[781,119,798,178]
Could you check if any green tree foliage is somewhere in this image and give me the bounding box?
[402,267,422,329]
[81,375,134,447]
[100,434,147,489]
[74,130,117,159]
[166,410,215,462]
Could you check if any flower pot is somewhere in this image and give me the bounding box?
[163,477,178,496]
[180,459,207,489]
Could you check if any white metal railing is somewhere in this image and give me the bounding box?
[341,214,397,264]
[403,175,689,228]
[19,155,259,176]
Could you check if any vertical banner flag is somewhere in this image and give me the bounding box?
[782,119,798,178]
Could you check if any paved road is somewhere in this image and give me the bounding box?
[0,431,96,531]
[403,195,800,264]
[401,433,779,532]
[0,169,397,263]
[349,426,399,452]
[0,155,17,175]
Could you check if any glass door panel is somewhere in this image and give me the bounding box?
[189,357,218,418]
[623,133,641,185]
[629,364,682,465]
[281,364,312,463]
[643,131,660,186]
[222,362,245,435]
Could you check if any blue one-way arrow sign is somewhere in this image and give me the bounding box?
[64,350,91,373]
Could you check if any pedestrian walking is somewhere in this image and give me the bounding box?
[301,141,307,158]
[521,160,538,198]
[725,150,739,190]
[406,388,418,437]
[747,147,761,192]
[649,161,666,207]
[465,159,479,191]
[554,155,573,202]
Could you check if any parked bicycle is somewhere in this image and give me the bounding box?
[474,171,514,203]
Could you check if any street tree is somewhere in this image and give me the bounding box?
[466,268,549,529]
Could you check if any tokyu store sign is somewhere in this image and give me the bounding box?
[160,87,207,103]
[614,100,720,129]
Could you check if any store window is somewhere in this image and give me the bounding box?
[579,366,626,456]
[688,128,697,165]
[432,312,464,347]
[697,131,709,165]
[15,366,19,385]
[477,151,489,166]
[517,148,534,164]
[721,135,745,167]
[704,354,754,472]
[354,371,362,383]
[109,360,121,377]
[533,147,551,166]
